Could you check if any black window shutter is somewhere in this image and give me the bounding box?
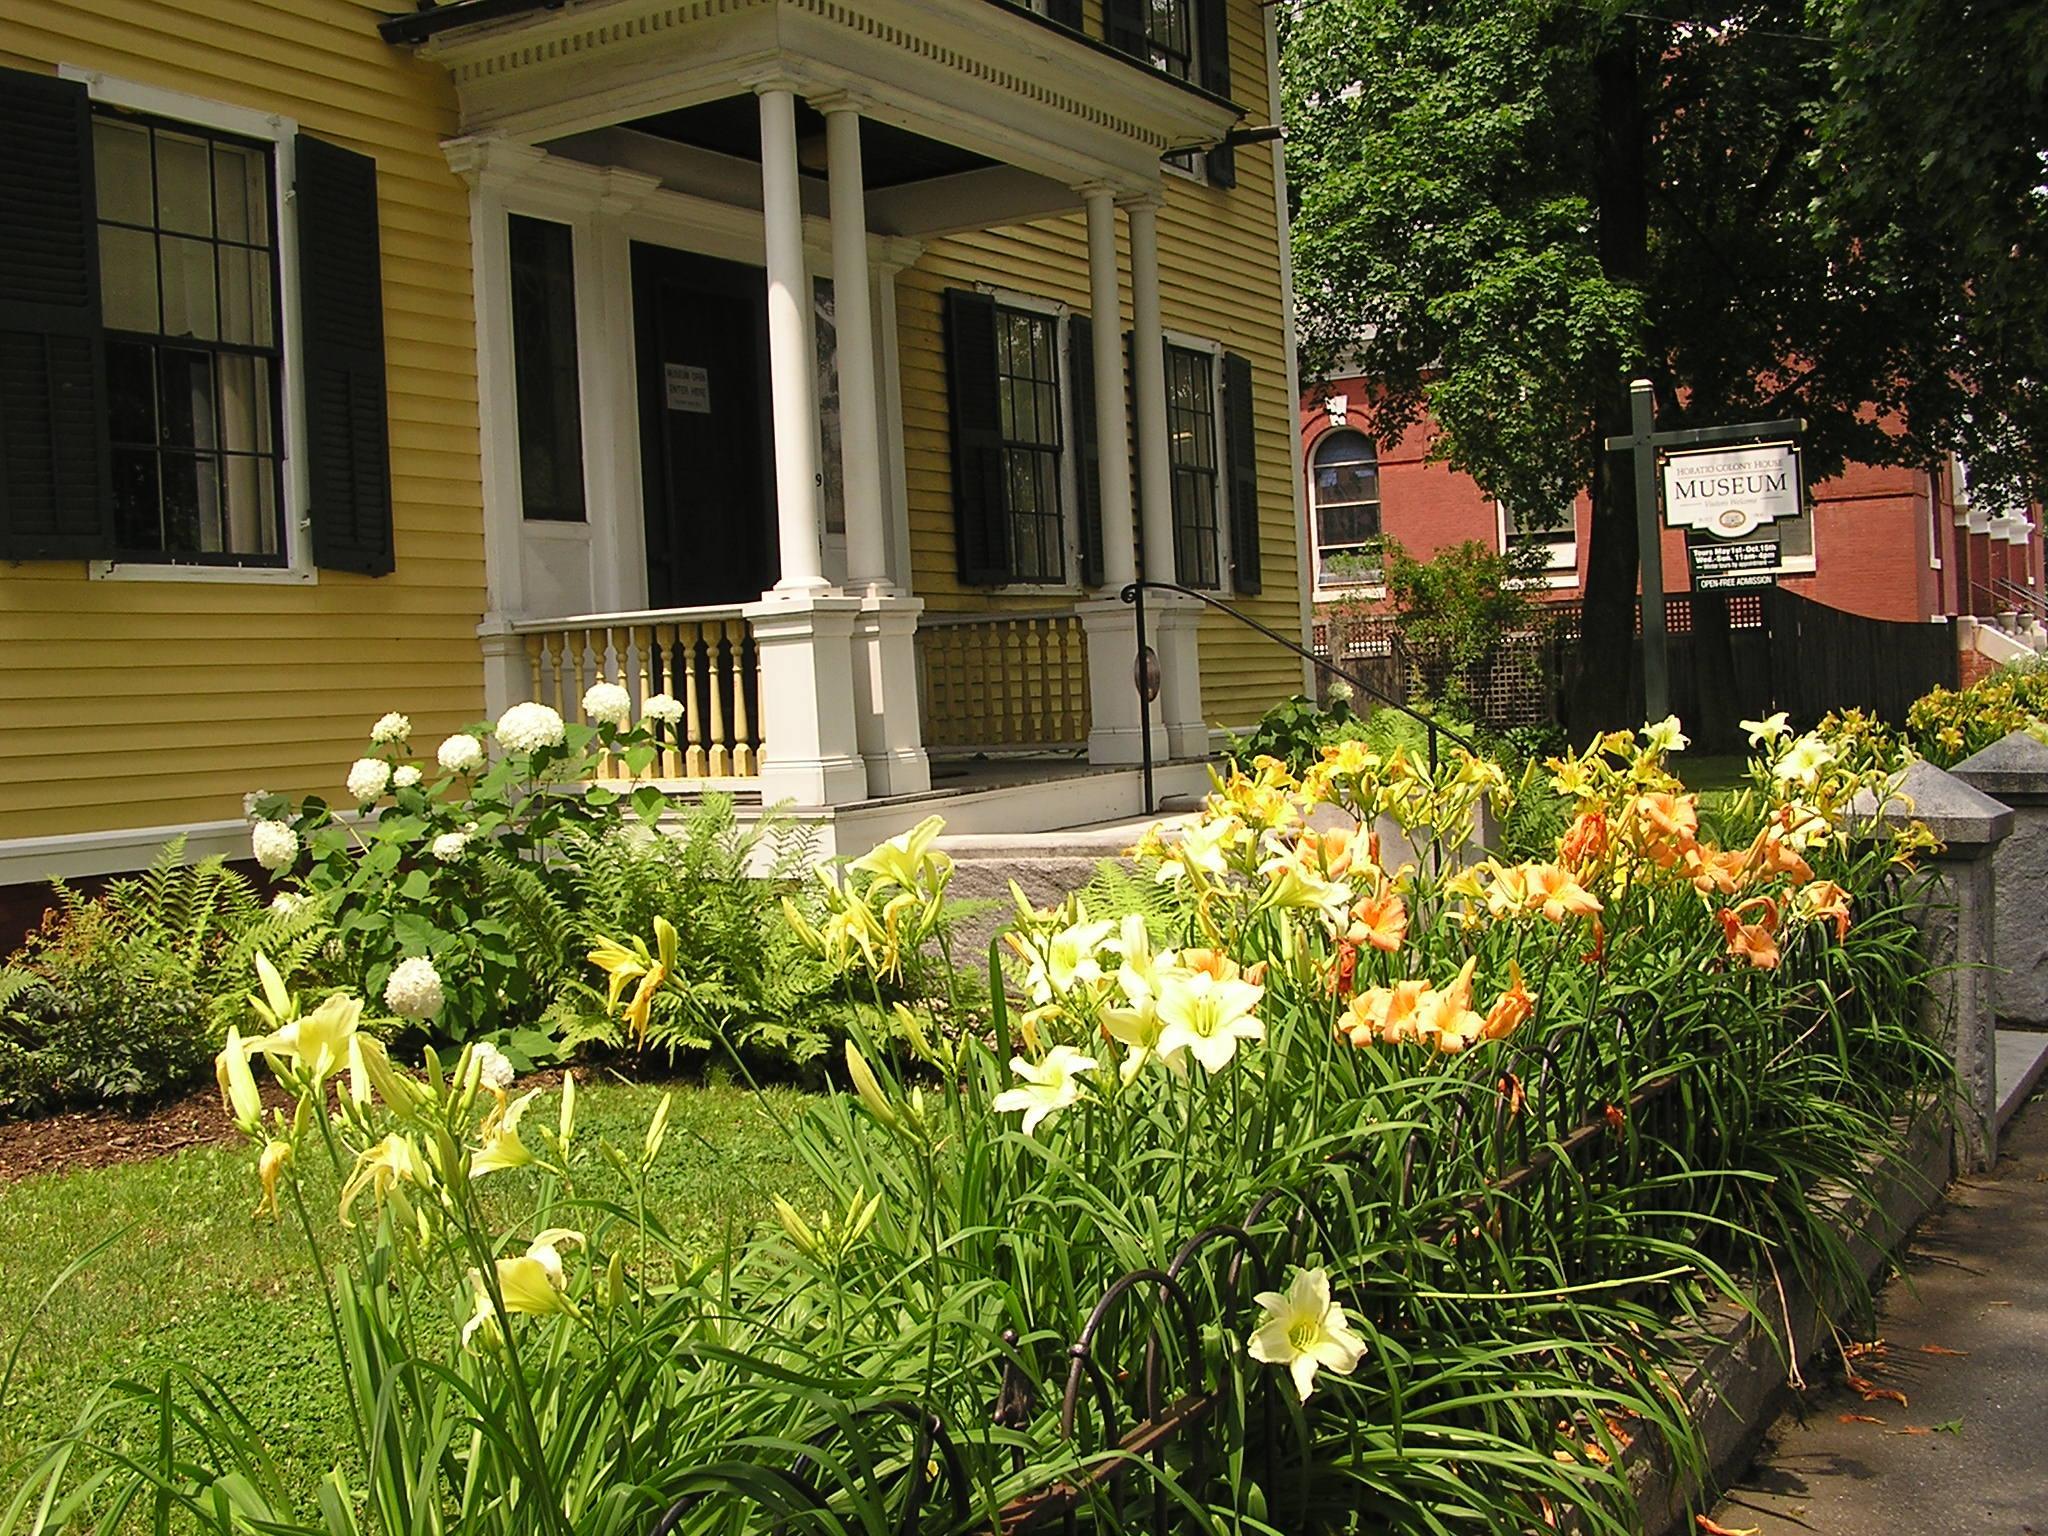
[1197,0,1237,187]
[1222,350,1261,595]
[0,66,112,561]
[943,287,1008,586]
[1104,0,1148,57]
[298,134,394,576]
[1044,0,1084,28]
[1067,315,1105,588]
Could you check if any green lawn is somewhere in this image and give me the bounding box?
[0,1078,817,1491]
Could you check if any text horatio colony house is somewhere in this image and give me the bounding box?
[0,0,1312,884]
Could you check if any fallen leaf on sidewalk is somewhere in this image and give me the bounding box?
[1933,1417,1964,1434]
[1846,1371,1909,1407]
[1696,1518,1760,1536]
[1889,1425,1933,1436]
[1838,1413,1886,1425]
[1844,1339,1887,1360]
[1919,1344,1970,1356]
[1988,1300,2014,1307]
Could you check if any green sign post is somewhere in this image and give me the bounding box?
[1605,378,1805,722]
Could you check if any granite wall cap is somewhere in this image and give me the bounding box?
[1847,758,2015,848]
[1949,729,2048,804]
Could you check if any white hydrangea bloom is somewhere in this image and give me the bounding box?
[392,764,423,790]
[370,712,412,745]
[437,733,486,775]
[346,757,393,804]
[496,702,566,754]
[582,681,633,729]
[384,956,446,1020]
[431,830,470,860]
[470,1040,516,1092]
[642,692,684,726]
[251,819,299,873]
[270,891,308,918]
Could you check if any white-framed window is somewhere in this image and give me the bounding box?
[1164,335,1230,592]
[64,70,312,585]
[1499,501,1578,586]
[1309,428,1381,590]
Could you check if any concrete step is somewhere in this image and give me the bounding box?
[1996,1026,2048,1128]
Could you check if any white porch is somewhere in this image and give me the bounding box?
[393,0,1242,820]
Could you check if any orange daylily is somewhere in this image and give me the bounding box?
[1414,957,1485,1053]
[1182,948,1241,982]
[1794,879,1853,941]
[1481,961,1536,1041]
[1559,809,1608,869]
[1483,862,1534,919]
[1634,791,1699,846]
[1682,843,1749,896]
[1747,825,1814,884]
[1719,898,1781,969]
[1346,888,1409,954]
[1526,863,1603,923]
[1340,977,1430,1047]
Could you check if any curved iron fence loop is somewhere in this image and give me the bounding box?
[1166,1221,1272,1300]
[1064,1266,1204,1431]
[1056,1340,1125,1456]
[647,1462,834,1536]
[777,1398,969,1536]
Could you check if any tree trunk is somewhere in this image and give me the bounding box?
[1568,19,1653,732]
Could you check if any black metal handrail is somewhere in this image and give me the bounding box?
[1118,580,1481,810]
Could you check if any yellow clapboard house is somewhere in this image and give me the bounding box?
[0,0,1311,879]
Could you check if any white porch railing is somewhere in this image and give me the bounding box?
[511,607,762,779]
[917,609,1090,754]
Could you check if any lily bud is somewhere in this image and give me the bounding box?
[641,1091,673,1170]
[216,1027,264,1137]
[843,1042,899,1131]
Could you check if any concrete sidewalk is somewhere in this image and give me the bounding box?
[1707,1083,2048,1536]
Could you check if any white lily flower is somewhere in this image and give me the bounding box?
[1022,917,1115,1005]
[992,1045,1098,1135]
[1247,1267,1368,1401]
[1773,732,1835,787]
[1154,970,1265,1073]
[1741,711,1791,748]
[1641,715,1688,754]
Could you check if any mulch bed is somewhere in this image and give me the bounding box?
[0,1080,280,1185]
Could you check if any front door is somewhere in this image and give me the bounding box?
[631,244,778,607]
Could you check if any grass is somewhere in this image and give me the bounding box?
[0,1076,816,1491]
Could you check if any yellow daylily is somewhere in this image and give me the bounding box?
[339,1132,428,1227]
[249,992,363,1085]
[847,815,952,894]
[254,1138,292,1221]
[472,1086,544,1177]
[461,1232,583,1349]
[215,1027,263,1136]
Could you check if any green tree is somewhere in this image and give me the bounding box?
[1283,0,2047,729]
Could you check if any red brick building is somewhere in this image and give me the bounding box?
[1300,376,2044,626]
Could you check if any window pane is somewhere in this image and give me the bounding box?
[217,353,273,453]
[106,341,157,446]
[159,235,218,339]
[1319,503,1380,546]
[1315,460,1379,506]
[159,349,217,450]
[99,225,159,332]
[216,245,274,347]
[112,449,162,550]
[154,130,213,237]
[213,143,269,245]
[159,452,214,551]
[508,214,587,522]
[223,453,278,555]
[93,119,154,226]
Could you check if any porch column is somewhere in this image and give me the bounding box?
[757,84,828,594]
[1074,184,1163,765]
[1126,194,1174,583]
[817,94,930,795]
[1126,192,1207,760]
[819,96,890,596]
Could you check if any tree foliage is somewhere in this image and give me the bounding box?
[1283,0,2048,723]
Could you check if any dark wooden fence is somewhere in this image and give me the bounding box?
[1315,589,1958,747]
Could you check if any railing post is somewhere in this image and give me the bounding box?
[1850,760,2013,1170]
[1951,730,2048,1028]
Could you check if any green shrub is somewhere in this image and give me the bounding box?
[0,846,332,1118]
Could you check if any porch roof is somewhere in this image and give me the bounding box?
[379,0,1243,196]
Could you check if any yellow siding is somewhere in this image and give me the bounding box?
[0,0,483,842]
[898,0,1302,733]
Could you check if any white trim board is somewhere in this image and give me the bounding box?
[0,818,255,888]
